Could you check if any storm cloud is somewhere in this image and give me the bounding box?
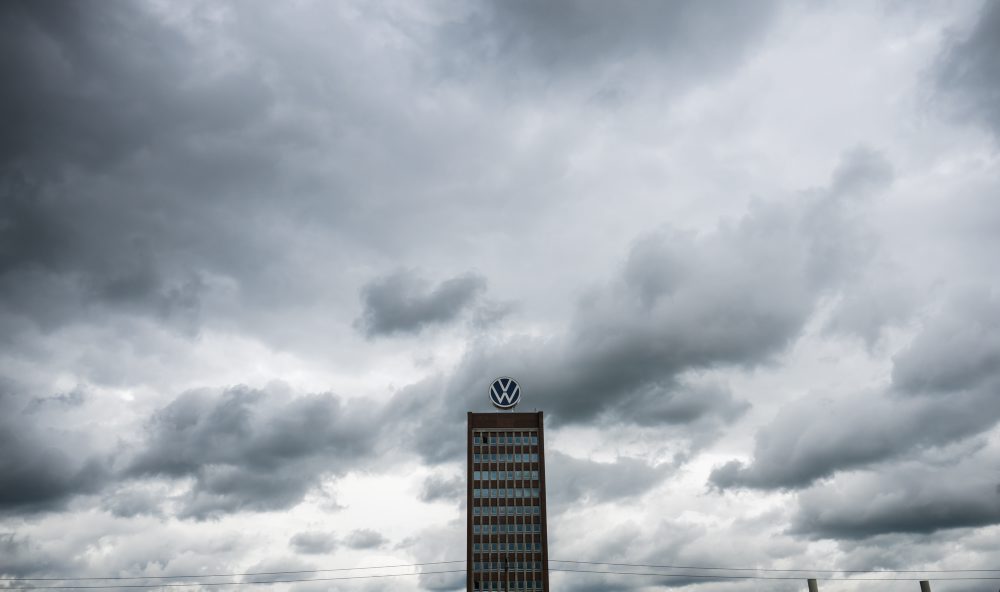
[128,386,383,519]
[344,528,387,550]
[546,452,670,509]
[357,271,487,337]
[1,0,999,589]
[791,450,1000,540]
[710,290,1000,491]
[937,1,1000,139]
[391,148,889,469]
[0,381,109,514]
[289,531,338,555]
[447,0,777,91]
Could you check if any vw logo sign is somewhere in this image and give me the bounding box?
[489,377,521,410]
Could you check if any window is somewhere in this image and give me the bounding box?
[514,436,522,444]
[474,436,481,444]
[491,506,498,516]
[534,524,541,532]
[489,436,496,444]
[491,453,498,461]
[515,506,523,515]
[473,525,481,534]
[490,471,498,480]
[473,489,480,498]
[474,454,481,462]
[531,435,538,445]
[531,470,539,479]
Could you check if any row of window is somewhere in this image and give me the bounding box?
[474,562,543,571]
[474,435,539,445]
[474,580,543,590]
[473,506,540,516]
[473,453,540,462]
[473,543,543,552]
[473,470,539,481]
[473,488,540,499]
[474,524,542,534]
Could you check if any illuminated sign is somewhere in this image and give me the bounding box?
[489,377,521,410]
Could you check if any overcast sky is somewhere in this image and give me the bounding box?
[2,1,1000,591]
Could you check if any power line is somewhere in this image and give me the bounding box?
[0,570,467,590]
[0,561,464,582]
[550,559,1000,574]
[548,568,1000,582]
[10,568,999,590]
[5,559,999,587]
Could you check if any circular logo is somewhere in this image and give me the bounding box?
[489,377,521,410]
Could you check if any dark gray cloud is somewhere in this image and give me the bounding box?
[357,271,487,338]
[100,487,165,519]
[0,380,109,514]
[419,474,464,504]
[127,386,382,519]
[391,149,887,466]
[445,0,777,94]
[343,528,386,550]
[711,290,1000,490]
[506,148,886,426]
[791,453,1000,540]
[0,532,66,578]
[239,558,316,585]
[0,0,993,587]
[937,1,1000,139]
[0,0,280,337]
[546,452,669,510]
[289,531,338,555]
[891,290,1000,395]
[549,519,797,591]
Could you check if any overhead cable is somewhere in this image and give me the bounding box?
[1,561,464,582]
[550,559,1000,574]
[548,567,1000,582]
[0,570,466,590]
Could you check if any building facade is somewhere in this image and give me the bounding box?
[467,411,549,591]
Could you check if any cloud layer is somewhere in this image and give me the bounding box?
[2,1,1000,590]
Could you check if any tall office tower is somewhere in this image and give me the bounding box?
[467,411,549,592]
